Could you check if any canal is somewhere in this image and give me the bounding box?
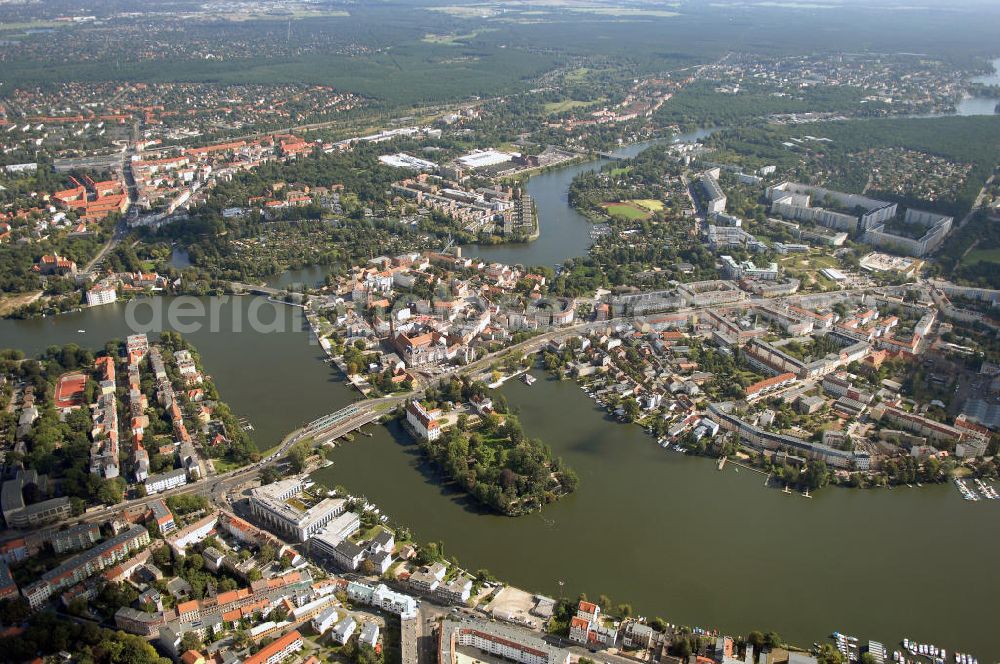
[314,372,1000,658]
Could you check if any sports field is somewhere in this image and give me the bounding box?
[603,203,649,220]
[55,371,87,409]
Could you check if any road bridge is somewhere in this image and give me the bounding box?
[299,402,386,444]
[229,281,292,297]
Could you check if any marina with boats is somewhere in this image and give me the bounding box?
[953,478,1000,501]
[829,633,981,664]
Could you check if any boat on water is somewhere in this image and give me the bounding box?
[521,373,537,385]
[77,329,86,333]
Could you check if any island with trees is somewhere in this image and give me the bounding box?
[407,377,578,516]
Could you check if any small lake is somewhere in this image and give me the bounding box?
[955,56,1000,116]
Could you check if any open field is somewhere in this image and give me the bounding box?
[428,6,501,18]
[543,99,600,114]
[54,372,86,409]
[0,20,63,31]
[779,254,840,271]
[630,199,664,212]
[961,247,1000,267]
[422,29,493,45]
[603,202,651,220]
[0,291,42,317]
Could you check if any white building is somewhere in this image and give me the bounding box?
[310,510,361,558]
[144,468,188,495]
[312,607,339,635]
[346,581,418,619]
[332,616,357,645]
[359,621,380,649]
[250,480,347,542]
[331,540,365,571]
[442,619,571,664]
[405,401,441,441]
[86,283,118,307]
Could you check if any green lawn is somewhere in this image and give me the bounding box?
[604,203,649,220]
[629,199,664,212]
[961,247,1000,267]
[544,99,591,114]
[211,457,248,474]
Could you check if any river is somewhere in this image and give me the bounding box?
[3,131,998,657]
[464,131,715,267]
[314,372,1000,658]
[0,296,355,448]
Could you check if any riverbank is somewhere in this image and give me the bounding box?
[313,371,1000,659]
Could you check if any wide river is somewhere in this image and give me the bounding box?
[3,136,998,657]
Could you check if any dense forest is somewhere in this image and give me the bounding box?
[708,116,1000,217]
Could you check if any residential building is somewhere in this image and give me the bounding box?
[438,575,473,604]
[86,283,118,307]
[409,562,447,593]
[331,540,365,571]
[700,172,727,214]
[144,468,188,495]
[439,618,571,664]
[50,523,102,554]
[359,621,380,649]
[22,524,150,609]
[346,581,418,619]
[115,606,172,637]
[313,607,340,635]
[1,470,72,529]
[332,616,357,645]
[243,630,303,664]
[624,621,656,649]
[165,513,219,557]
[0,561,18,601]
[149,498,176,534]
[309,510,360,557]
[707,402,854,469]
[0,538,28,564]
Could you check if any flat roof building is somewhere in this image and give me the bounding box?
[250,480,346,542]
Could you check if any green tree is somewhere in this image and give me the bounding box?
[180,631,204,653]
